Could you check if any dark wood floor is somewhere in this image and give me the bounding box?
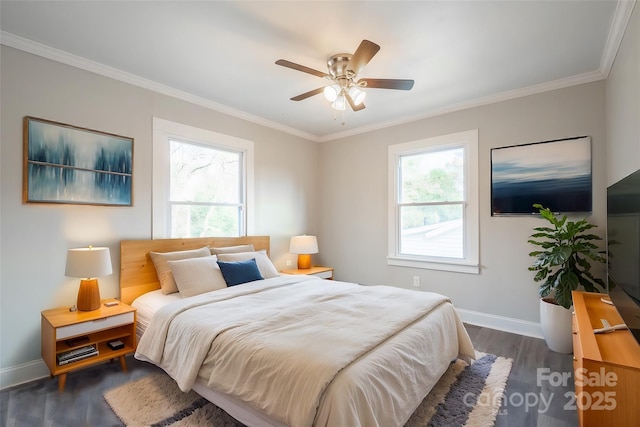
[466,325,576,427]
[0,324,577,426]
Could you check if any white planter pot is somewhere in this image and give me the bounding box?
[540,298,573,354]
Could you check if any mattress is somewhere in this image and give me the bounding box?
[133,276,474,427]
[133,289,180,338]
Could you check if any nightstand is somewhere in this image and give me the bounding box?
[41,299,137,391]
[281,266,334,280]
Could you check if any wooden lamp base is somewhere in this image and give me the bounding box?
[297,254,312,269]
[77,278,101,311]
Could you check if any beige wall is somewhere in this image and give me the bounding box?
[0,46,319,382]
[606,3,640,185]
[318,81,608,331]
[0,7,637,387]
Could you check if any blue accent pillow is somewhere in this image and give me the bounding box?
[217,258,264,286]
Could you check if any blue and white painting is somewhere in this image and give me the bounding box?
[491,136,591,215]
[25,117,133,206]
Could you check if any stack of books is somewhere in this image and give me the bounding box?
[57,345,98,365]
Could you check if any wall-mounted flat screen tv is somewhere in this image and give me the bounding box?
[491,136,592,215]
[607,169,640,344]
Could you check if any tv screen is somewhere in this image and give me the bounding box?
[607,169,640,344]
[491,136,592,215]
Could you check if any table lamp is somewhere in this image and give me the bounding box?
[289,235,319,269]
[65,246,112,311]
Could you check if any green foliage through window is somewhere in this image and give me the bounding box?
[169,139,243,237]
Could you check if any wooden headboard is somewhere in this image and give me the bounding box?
[120,236,270,305]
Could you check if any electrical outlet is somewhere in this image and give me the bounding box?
[413,276,420,287]
[286,259,292,267]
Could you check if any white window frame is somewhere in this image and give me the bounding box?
[152,117,254,238]
[388,129,479,274]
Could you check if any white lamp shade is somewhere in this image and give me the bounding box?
[348,86,366,105]
[65,247,113,278]
[323,84,340,102]
[331,96,346,111]
[289,235,319,255]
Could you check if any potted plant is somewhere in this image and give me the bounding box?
[528,204,607,353]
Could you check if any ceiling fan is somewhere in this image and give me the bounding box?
[275,40,414,112]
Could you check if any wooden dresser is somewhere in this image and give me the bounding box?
[571,291,640,426]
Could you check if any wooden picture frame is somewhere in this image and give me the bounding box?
[23,117,133,206]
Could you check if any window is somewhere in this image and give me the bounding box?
[152,118,254,238]
[388,130,479,274]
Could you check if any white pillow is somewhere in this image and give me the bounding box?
[149,246,211,294]
[167,255,227,297]
[216,250,280,279]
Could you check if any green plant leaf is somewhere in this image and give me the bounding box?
[555,286,573,309]
[547,246,572,265]
[529,204,607,307]
[539,279,554,298]
[578,275,599,293]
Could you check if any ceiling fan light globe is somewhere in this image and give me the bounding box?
[332,96,346,111]
[348,86,366,105]
[323,85,340,102]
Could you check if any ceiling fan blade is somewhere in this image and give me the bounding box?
[346,94,366,111]
[290,87,325,101]
[358,78,414,90]
[347,40,380,76]
[275,59,328,78]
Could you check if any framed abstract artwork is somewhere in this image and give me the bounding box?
[491,136,591,216]
[23,117,133,206]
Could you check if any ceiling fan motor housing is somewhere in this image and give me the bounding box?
[327,54,355,87]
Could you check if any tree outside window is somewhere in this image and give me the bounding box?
[169,139,243,238]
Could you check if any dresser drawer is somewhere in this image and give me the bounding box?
[57,312,134,339]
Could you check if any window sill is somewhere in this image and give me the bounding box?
[387,256,480,275]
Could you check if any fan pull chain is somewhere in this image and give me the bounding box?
[331,96,347,125]
[332,105,347,126]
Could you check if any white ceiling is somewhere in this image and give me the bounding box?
[0,1,634,142]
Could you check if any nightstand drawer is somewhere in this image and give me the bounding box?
[313,270,333,279]
[57,312,134,339]
[281,266,333,279]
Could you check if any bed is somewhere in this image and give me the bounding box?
[121,236,475,427]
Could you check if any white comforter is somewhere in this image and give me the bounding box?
[135,275,474,427]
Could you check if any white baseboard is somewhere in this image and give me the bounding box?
[0,359,49,390]
[458,308,544,339]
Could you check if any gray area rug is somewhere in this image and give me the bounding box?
[104,353,512,427]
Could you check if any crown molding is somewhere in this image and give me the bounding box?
[2,0,632,146]
[599,0,637,77]
[317,70,606,142]
[0,31,319,142]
